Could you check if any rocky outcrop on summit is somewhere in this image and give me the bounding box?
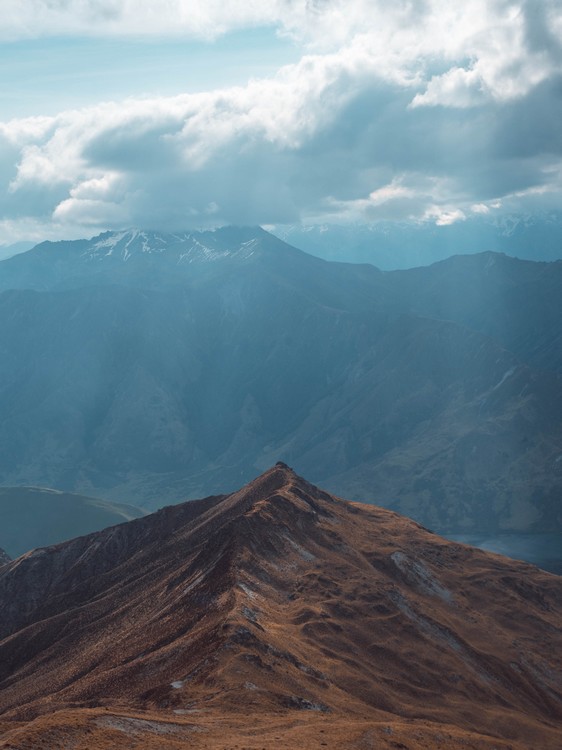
[0,466,560,749]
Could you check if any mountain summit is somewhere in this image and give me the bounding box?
[0,467,560,748]
[0,226,319,292]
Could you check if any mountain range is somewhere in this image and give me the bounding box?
[0,466,560,749]
[273,213,562,269]
[0,227,561,537]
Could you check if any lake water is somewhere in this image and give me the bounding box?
[444,533,562,576]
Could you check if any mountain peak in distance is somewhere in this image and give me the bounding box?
[0,467,560,749]
[0,225,320,293]
[82,226,270,263]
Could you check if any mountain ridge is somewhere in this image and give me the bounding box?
[0,466,560,749]
[0,226,331,292]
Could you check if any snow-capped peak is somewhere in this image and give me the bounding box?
[85,230,170,261]
[82,228,263,264]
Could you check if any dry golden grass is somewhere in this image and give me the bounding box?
[1,465,561,749]
[1,707,554,750]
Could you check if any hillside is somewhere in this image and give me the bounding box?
[386,252,562,372]
[1,228,561,534]
[0,465,560,749]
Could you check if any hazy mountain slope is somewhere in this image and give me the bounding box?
[0,487,145,558]
[0,466,560,749]
[386,252,562,373]
[1,279,561,532]
[1,228,562,534]
[0,549,10,566]
[0,281,376,497]
[0,241,34,262]
[6,230,557,374]
[266,315,562,533]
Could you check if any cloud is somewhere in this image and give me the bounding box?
[0,1,285,41]
[411,68,488,109]
[424,206,466,226]
[0,1,561,239]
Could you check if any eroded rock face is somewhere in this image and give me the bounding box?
[0,466,560,749]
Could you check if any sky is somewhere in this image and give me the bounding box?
[0,0,561,245]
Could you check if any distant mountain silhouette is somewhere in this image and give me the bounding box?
[0,486,145,558]
[1,228,561,534]
[0,466,560,748]
[274,215,562,268]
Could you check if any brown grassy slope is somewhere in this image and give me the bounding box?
[0,707,554,750]
[0,464,560,748]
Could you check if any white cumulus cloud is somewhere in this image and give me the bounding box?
[0,1,561,239]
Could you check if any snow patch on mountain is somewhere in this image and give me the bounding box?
[81,229,262,264]
[90,230,128,255]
